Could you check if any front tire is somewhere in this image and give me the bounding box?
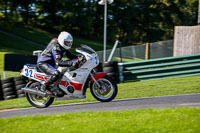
[25,82,54,108]
[90,75,118,102]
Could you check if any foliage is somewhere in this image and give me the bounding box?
[0,0,198,45]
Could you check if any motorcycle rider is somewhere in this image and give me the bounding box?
[37,31,79,95]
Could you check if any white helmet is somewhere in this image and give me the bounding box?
[58,31,73,50]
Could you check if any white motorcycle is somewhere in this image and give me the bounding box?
[21,45,118,108]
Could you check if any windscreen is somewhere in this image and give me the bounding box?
[78,47,95,54]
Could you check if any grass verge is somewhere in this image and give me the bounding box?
[0,75,200,110]
[0,107,200,133]
[0,32,44,54]
[0,52,21,78]
[0,24,110,52]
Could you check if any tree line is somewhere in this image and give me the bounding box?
[0,0,198,45]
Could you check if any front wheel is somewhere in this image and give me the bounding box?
[90,75,118,102]
[25,82,54,108]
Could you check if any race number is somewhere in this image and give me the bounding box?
[25,68,33,78]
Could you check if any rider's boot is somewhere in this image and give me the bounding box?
[41,70,60,96]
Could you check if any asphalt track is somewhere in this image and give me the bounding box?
[0,93,200,118]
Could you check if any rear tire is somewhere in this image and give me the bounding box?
[90,75,118,102]
[25,82,54,108]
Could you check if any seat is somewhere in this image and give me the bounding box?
[26,64,42,73]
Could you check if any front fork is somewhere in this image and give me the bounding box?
[90,69,101,88]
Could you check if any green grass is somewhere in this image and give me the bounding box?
[0,24,199,133]
[113,56,144,62]
[1,26,55,45]
[0,23,111,52]
[0,75,200,110]
[0,52,21,78]
[0,32,44,78]
[0,52,6,69]
[0,26,112,78]
[0,107,200,133]
[0,32,44,54]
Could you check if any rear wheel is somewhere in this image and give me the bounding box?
[90,75,118,102]
[25,82,54,108]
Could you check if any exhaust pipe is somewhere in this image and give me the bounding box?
[22,87,47,97]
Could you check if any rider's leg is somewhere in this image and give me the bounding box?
[43,70,60,90]
[37,63,60,94]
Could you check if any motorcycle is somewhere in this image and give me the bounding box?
[21,45,118,108]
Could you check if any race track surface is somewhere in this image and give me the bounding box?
[0,93,200,118]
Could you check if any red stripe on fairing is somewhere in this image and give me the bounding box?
[34,75,49,80]
[35,75,44,80]
[59,81,83,90]
[70,82,83,90]
[59,81,66,85]
[90,72,107,82]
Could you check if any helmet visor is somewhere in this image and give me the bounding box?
[64,41,72,47]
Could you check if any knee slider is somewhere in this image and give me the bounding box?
[51,70,60,82]
[54,70,60,76]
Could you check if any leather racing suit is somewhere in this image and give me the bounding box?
[37,38,77,74]
[37,38,77,92]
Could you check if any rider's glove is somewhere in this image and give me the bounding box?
[78,55,84,61]
[71,60,79,67]
[57,60,78,67]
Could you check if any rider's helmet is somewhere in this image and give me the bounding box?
[58,31,73,50]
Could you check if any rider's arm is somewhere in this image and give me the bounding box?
[52,46,74,67]
[65,50,78,60]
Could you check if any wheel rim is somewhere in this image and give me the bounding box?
[28,83,51,106]
[92,78,114,100]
